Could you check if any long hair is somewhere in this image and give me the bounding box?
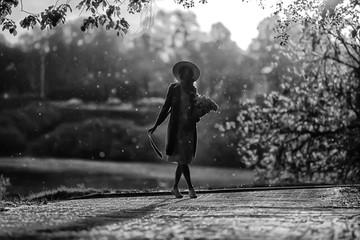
[178,66,198,113]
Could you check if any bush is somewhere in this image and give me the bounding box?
[0,102,63,156]
[31,118,158,162]
[2,102,62,138]
[195,110,245,168]
[197,129,244,168]
[0,116,26,155]
[0,175,11,200]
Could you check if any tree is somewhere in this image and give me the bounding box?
[2,0,359,46]
[0,40,31,95]
[198,22,254,106]
[0,0,207,37]
[246,16,299,93]
[224,0,360,185]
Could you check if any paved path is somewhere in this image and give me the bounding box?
[1,186,360,239]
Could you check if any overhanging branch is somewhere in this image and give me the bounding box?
[279,122,360,137]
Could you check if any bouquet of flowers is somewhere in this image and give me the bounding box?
[192,95,219,119]
[183,95,218,131]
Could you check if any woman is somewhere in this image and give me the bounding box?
[148,61,201,199]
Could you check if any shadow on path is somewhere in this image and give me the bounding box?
[48,199,170,233]
[21,197,178,238]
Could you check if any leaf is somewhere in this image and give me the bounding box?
[329,149,338,156]
[351,29,357,38]
[65,4,72,12]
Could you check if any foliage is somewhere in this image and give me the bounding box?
[246,16,298,93]
[0,174,11,200]
[199,110,245,168]
[0,99,242,167]
[0,8,255,106]
[196,22,255,105]
[0,41,33,94]
[0,123,26,155]
[174,0,208,9]
[267,0,360,46]
[2,102,63,137]
[3,0,358,46]
[0,0,19,35]
[0,101,63,156]
[31,117,156,162]
[227,1,360,185]
[76,0,129,36]
[0,0,208,37]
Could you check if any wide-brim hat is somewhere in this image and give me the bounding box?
[172,61,200,81]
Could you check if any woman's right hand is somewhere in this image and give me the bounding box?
[147,126,157,134]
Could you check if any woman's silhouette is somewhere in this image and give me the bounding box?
[148,61,201,198]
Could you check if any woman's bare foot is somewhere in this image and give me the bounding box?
[189,188,197,198]
[171,187,183,198]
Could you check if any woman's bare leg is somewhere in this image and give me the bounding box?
[182,164,197,198]
[171,164,184,198]
[173,164,183,188]
[181,164,194,189]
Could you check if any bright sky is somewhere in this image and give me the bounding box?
[154,0,274,50]
[2,0,274,50]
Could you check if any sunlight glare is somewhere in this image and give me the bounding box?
[154,0,274,50]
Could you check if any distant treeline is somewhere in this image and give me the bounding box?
[0,11,282,107]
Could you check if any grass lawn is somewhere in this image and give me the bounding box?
[0,157,254,198]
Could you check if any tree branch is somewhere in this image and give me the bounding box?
[20,0,36,15]
[291,136,310,154]
[346,71,360,119]
[324,55,357,69]
[344,19,360,53]
[279,122,360,137]
[334,29,360,66]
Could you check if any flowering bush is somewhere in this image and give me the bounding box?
[220,2,360,184]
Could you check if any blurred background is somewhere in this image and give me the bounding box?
[1,0,358,198]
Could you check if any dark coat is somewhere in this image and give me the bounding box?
[155,82,198,157]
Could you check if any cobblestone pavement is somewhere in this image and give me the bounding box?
[1,187,360,239]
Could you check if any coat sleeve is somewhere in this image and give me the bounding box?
[155,84,173,127]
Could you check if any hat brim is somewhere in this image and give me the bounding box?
[172,61,200,81]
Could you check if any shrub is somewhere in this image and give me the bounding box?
[31,118,158,162]
[0,116,26,155]
[196,110,245,168]
[2,102,62,138]
[0,175,11,200]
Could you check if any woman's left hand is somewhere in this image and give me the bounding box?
[147,126,157,134]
